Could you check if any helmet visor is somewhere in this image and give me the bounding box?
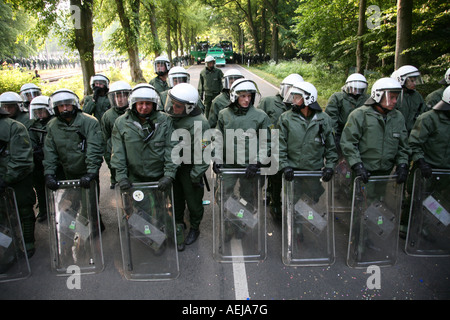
[30,104,52,120]
[20,89,41,102]
[169,74,190,87]
[346,81,368,95]
[223,75,244,89]
[108,90,131,109]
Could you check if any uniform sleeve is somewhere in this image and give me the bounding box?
[84,117,106,174]
[43,123,60,176]
[3,122,33,184]
[395,116,411,165]
[163,117,179,180]
[322,115,339,169]
[277,114,290,170]
[324,93,340,133]
[110,119,128,182]
[340,109,364,167]
[189,118,211,183]
[82,95,95,115]
[408,114,430,162]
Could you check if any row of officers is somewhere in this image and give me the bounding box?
[0,56,449,258]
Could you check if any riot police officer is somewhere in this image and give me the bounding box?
[198,55,224,118]
[110,83,178,193]
[258,73,304,220]
[43,89,105,212]
[341,77,411,184]
[82,74,111,122]
[278,81,338,202]
[166,83,210,251]
[208,68,244,128]
[0,91,34,129]
[0,107,36,257]
[101,80,132,189]
[20,83,42,112]
[325,73,369,155]
[392,65,427,135]
[150,56,171,93]
[29,96,55,222]
[425,68,450,109]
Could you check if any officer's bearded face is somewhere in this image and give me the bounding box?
[156,62,167,73]
[238,92,252,108]
[207,61,215,69]
[136,100,154,115]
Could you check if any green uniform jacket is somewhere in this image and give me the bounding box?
[208,91,230,128]
[0,117,34,184]
[149,76,169,93]
[216,104,271,167]
[15,111,34,130]
[325,91,369,136]
[43,112,105,179]
[396,89,427,133]
[198,67,224,99]
[171,108,210,183]
[83,94,111,122]
[278,110,338,171]
[425,87,445,109]
[258,94,290,126]
[408,109,450,169]
[101,106,127,162]
[111,110,179,183]
[341,106,411,172]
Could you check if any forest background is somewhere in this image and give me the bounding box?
[1,0,449,106]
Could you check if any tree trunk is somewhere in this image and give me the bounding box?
[115,0,146,83]
[71,0,95,96]
[356,0,366,73]
[395,0,413,69]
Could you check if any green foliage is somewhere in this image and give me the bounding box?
[0,69,37,93]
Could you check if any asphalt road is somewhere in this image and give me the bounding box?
[1,64,449,303]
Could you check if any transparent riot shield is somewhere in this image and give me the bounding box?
[332,158,353,213]
[212,168,266,263]
[405,169,450,257]
[0,188,31,282]
[116,182,179,281]
[347,175,403,268]
[47,180,104,275]
[282,171,335,266]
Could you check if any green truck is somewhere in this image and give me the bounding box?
[190,41,209,64]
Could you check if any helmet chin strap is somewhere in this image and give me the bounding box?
[292,103,306,113]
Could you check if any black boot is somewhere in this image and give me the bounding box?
[185,228,200,245]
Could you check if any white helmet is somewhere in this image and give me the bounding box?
[222,69,244,89]
[166,83,199,117]
[20,83,42,103]
[368,77,402,104]
[433,85,450,111]
[29,95,53,120]
[205,55,215,63]
[0,91,26,113]
[439,68,450,85]
[154,56,171,75]
[129,83,160,111]
[168,66,190,87]
[392,65,423,86]
[279,73,304,98]
[108,81,132,110]
[90,74,110,90]
[49,89,80,118]
[229,78,259,104]
[345,73,368,95]
[283,81,321,111]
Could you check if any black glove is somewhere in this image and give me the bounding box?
[118,178,132,191]
[321,167,334,182]
[245,163,260,179]
[158,176,173,192]
[283,167,294,182]
[395,163,409,184]
[80,173,98,188]
[45,174,60,191]
[416,158,432,179]
[212,162,222,174]
[0,177,7,194]
[352,162,369,184]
